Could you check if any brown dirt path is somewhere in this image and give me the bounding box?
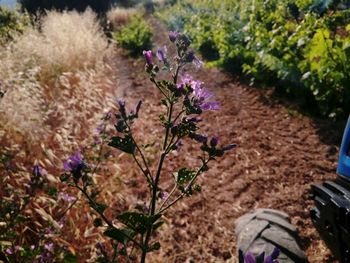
[107,16,345,263]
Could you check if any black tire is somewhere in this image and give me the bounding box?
[235,209,308,263]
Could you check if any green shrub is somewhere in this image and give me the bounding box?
[158,0,350,119]
[113,14,152,56]
[0,6,29,43]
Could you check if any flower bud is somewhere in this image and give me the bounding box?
[210,136,219,147]
[142,50,153,66]
[169,31,179,42]
[222,144,237,151]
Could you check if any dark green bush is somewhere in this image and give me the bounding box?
[0,6,29,43]
[113,14,152,56]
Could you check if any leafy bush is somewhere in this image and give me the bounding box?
[158,0,350,119]
[0,6,29,43]
[113,14,152,56]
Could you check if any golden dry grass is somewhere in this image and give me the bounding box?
[107,7,138,30]
[0,9,116,161]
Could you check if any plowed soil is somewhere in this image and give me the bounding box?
[107,17,345,263]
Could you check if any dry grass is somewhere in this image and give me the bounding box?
[0,9,115,158]
[0,9,120,260]
[7,9,109,80]
[107,7,138,30]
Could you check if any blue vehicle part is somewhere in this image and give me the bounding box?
[338,116,350,178]
[311,116,350,263]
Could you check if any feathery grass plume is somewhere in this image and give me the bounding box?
[0,9,114,149]
[107,7,138,31]
[0,9,110,83]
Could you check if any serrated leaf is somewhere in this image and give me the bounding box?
[174,168,196,185]
[108,136,135,154]
[117,212,161,234]
[104,228,135,244]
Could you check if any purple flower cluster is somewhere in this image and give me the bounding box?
[63,152,86,180]
[239,248,280,263]
[58,192,76,203]
[179,74,220,111]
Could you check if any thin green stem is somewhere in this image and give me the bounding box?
[158,184,177,212]
[75,184,143,249]
[151,79,168,99]
[157,159,210,214]
[141,99,175,262]
[173,65,181,84]
[124,122,154,185]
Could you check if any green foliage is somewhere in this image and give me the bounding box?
[0,6,29,43]
[158,0,350,118]
[113,15,152,56]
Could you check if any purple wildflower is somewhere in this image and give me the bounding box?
[96,123,106,134]
[5,247,13,255]
[44,243,54,252]
[244,252,256,263]
[6,246,21,255]
[192,79,220,111]
[95,242,106,256]
[270,247,280,260]
[210,136,219,147]
[175,140,183,150]
[142,50,153,66]
[63,152,86,174]
[186,49,203,68]
[116,99,127,118]
[169,31,179,42]
[27,165,45,194]
[178,74,219,110]
[239,248,280,263]
[191,133,208,144]
[58,192,76,203]
[156,46,167,63]
[33,165,46,178]
[158,191,169,200]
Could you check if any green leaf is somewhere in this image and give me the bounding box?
[152,221,164,231]
[108,136,135,154]
[90,202,108,214]
[174,168,196,185]
[104,227,136,244]
[117,212,162,234]
[148,242,161,252]
[63,254,78,263]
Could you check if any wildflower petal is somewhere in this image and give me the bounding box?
[169,31,179,42]
[244,252,257,263]
[142,50,153,65]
